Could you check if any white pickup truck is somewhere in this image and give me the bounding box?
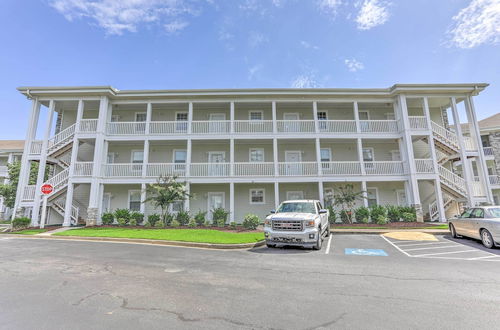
[264,200,330,250]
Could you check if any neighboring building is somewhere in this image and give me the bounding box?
[12,84,493,226]
[0,140,24,220]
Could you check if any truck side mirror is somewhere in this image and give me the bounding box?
[319,209,328,214]
[270,210,275,214]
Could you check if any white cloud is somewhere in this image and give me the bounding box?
[248,64,263,80]
[248,31,268,48]
[164,20,189,34]
[49,0,201,35]
[300,40,319,50]
[447,0,500,48]
[355,0,390,30]
[290,74,321,88]
[317,0,342,17]
[344,58,364,72]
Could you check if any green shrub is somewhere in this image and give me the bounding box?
[376,214,388,225]
[129,218,137,226]
[188,218,197,227]
[401,212,416,222]
[154,220,164,228]
[355,207,370,224]
[203,219,211,227]
[242,213,260,230]
[176,211,190,226]
[369,205,387,221]
[12,217,30,229]
[164,213,174,226]
[194,211,207,226]
[101,212,114,225]
[386,205,401,222]
[215,218,225,227]
[327,206,336,224]
[340,210,350,224]
[117,218,128,226]
[230,221,237,230]
[171,219,180,227]
[212,208,228,226]
[130,211,144,224]
[144,221,152,227]
[147,214,161,227]
[114,209,130,224]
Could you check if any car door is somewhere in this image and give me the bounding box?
[468,208,484,239]
[317,202,327,232]
[454,209,472,236]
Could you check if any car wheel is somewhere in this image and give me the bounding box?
[325,224,331,237]
[449,223,459,238]
[313,231,323,250]
[481,229,495,249]
[266,243,276,248]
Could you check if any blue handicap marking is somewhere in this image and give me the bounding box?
[345,248,388,256]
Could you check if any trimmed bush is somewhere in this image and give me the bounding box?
[401,212,416,222]
[117,218,128,226]
[164,213,174,226]
[114,209,130,225]
[376,214,388,225]
[203,219,211,227]
[327,206,336,224]
[147,214,161,227]
[12,217,30,229]
[355,206,370,223]
[154,220,164,228]
[170,219,180,227]
[144,221,152,227]
[386,205,401,222]
[369,205,387,221]
[188,218,197,227]
[130,211,144,225]
[212,208,228,226]
[230,222,237,230]
[101,212,114,225]
[176,211,190,226]
[129,218,137,226]
[194,211,207,226]
[242,213,260,230]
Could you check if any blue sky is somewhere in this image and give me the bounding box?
[0,0,499,139]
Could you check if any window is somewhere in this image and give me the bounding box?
[176,112,188,132]
[320,148,331,162]
[111,115,120,122]
[249,148,264,162]
[250,189,265,204]
[363,148,374,162]
[171,200,184,213]
[317,111,327,120]
[367,188,378,207]
[135,113,147,122]
[249,111,263,120]
[286,191,304,200]
[102,193,111,213]
[174,150,187,163]
[128,190,141,211]
[277,202,315,213]
[385,113,395,120]
[107,153,116,164]
[460,209,473,218]
[131,151,144,163]
[470,208,484,218]
[317,111,327,131]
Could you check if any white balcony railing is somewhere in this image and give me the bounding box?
[474,175,500,186]
[431,121,459,149]
[464,137,476,151]
[191,121,230,134]
[233,162,274,176]
[190,163,230,177]
[278,162,318,176]
[103,164,143,177]
[106,122,146,135]
[318,120,357,133]
[359,120,398,133]
[149,121,188,135]
[438,165,466,194]
[276,120,315,133]
[321,162,362,175]
[408,116,428,130]
[472,181,486,197]
[23,185,36,201]
[415,159,434,173]
[74,162,94,176]
[146,163,186,177]
[364,161,405,175]
[234,120,273,133]
[483,147,494,156]
[30,141,43,155]
[79,119,98,133]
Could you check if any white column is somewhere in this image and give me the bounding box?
[315,137,322,176]
[450,97,475,206]
[13,98,41,220]
[188,102,193,134]
[186,139,192,177]
[230,101,235,134]
[318,181,324,205]
[357,138,366,175]
[97,183,105,225]
[62,183,74,227]
[229,182,234,223]
[32,100,55,226]
[184,182,190,213]
[423,97,439,174]
[361,181,368,207]
[274,181,280,209]
[465,96,493,204]
[273,138,279,176]
[434,178,446,222]
[313,101,319,133]
[142,140,149,178]
[145,102,152,135]
[230,138,234,177]
[140,183,146,215]
[272,101,277,134]
[353,101,360,133]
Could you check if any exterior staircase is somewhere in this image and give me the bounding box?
[429,193,454,222]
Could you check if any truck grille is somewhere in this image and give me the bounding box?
[272,220,303,232]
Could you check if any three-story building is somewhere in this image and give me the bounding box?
[13,84,493,226]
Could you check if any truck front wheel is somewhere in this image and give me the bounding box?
[313,231,323,250]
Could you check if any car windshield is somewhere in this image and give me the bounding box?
[277,202,316,214]
[488,208,500,218]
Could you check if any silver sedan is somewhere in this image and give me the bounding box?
[448,206,500,249]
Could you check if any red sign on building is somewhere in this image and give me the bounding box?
[41,184,54,195]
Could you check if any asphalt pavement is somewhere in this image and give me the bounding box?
[0,234,499,329]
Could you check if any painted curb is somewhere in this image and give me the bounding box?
[1,234,266,249]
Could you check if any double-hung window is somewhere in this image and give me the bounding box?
[367,188,378,207]
[317,111,327,131]
[131,150,144,173]
[249,148,264,162]
[250,189,265,204]
[249,111,263,121]
[135,112,147,133]
[320,148,331,170]
[363,148,374,171]
[173,150,187,173]
[128,190,141,211]
[176,112,188,132]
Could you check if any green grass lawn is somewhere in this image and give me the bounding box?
[0,220,11,224]
[332,224,449,230]
[11,228,49,235]
[54,228,265,244]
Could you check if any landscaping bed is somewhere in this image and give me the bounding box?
[9,228,51,235]
[54,227,265,244]
[331,223,449,230]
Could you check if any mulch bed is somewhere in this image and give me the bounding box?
[84,225,262,233]
[331,222,444,228]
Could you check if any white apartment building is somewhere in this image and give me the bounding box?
[0,140,24,220]
[12,84,493,226]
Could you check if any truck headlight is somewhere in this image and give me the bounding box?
[264,219,271,227]
[305,220,315,227]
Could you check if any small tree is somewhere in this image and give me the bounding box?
[143,175,191,224]
[332,184,365,224]
[0,161,46,209]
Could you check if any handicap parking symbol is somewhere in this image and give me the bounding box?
[345,248,388,256]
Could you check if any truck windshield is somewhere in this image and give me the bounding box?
[277,202,316,214]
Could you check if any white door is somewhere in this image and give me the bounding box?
[396,190,407,206]
[209,113,226,133]
[284,113,300,132]
[176,112,188,132]
[209,152,225,176]
[285,151,302,175]
[135,112,147,133]
[208,192,225,220]
[102,193,112,213]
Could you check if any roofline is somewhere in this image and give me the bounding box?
[17,83,489,99]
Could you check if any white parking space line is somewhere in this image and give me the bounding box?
[413,249,478,257]
[325,235,332,254]
[380,235,411,257]
[404,245,462,252]
[395,241,453,247]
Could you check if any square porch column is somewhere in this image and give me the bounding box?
[229,182,234,223]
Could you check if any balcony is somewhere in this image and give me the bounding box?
[415,159,435,173]
[359,120,398,133]
[78,119,98,133]
[321,162,362,175]
[408,116,428,130]
[364,161,405,175]
[234,120,273,133]
[474,175,500,186]
[74,162,94,177]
